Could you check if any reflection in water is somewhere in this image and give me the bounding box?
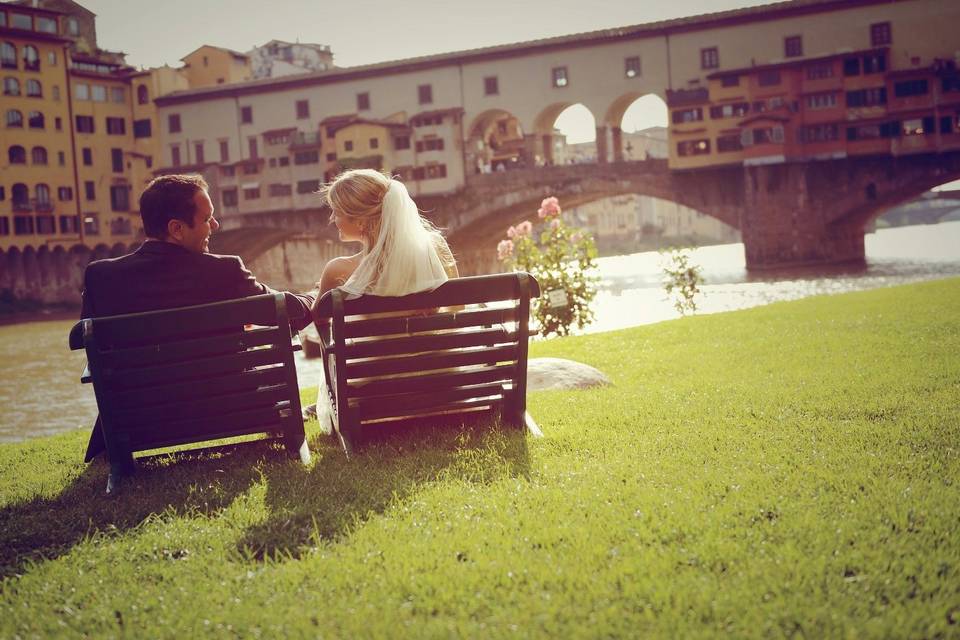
[2,223,958,443]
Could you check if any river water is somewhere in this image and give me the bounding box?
[2,221,958,444]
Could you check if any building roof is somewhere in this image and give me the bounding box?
[180,44,250,62]
[156,0,903,107]
[707,47,888,78]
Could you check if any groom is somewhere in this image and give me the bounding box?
[80,173,315,461]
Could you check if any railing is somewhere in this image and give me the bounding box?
[12,201,32,213]
[289,131,321,148]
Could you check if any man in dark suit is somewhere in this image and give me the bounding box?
[81,174,315,461]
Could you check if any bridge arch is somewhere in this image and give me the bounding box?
[534,102,599,166]
[35,245,52,287]
[21,246,40,296]
[465,108,526,174]
[606,93,669,162]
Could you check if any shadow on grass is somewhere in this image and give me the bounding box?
[0,416,531,576]
[240,415,532,560]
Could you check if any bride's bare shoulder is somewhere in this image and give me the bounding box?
[320,252,362,293]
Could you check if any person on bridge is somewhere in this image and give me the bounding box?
[79,174,315,462]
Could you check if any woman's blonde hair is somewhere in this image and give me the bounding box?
[318,169,455,267]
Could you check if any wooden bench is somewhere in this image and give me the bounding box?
[69,293,310,493]
[312,272,542,454]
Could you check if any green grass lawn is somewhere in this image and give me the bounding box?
[2,279,959,638]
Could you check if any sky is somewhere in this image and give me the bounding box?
[81,0,781,142]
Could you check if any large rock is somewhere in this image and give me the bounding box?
[527,357,612,391]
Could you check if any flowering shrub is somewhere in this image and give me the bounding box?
[497,196,599,337]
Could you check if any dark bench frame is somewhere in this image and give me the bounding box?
[70,293,310,493]
[312,272,542,454]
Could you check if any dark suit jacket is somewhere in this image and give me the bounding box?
[80,240,315,461]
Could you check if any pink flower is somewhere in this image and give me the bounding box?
[497,239,514,260]
[550,218,561,230]
[538,196,561,219]
[515,220,533,237]
[571,231,583,243]
[506,225,517,239]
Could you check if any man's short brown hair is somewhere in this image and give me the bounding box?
[139,174,209,239]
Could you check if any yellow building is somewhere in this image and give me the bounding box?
[180,45,251,89]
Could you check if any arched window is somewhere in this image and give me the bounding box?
[25,79,41,97]
[22,45,39,71]
[137,84,149,104]
[9,145,26,164]
[35,184,51,206]
[0,42,15,69]
[5,109,22,128]
[31,146,48,165]
[12,184,29,209]
[3,77,20,96]
[27,111,43,129]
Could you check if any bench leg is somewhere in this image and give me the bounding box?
[105,452,135,495]
[524,411,543,437]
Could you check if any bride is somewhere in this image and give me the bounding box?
[312,169,459,432]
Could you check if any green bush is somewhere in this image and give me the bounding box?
[661,246,704,316]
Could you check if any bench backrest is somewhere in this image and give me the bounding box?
[70,293,304,457]
[313,272,540,444]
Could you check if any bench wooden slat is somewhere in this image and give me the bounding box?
[344,327,515,360]
[109,367,288,410]
[348,363,516,398]
[346,344,518,379]
[109,385,292,428]
[125,404,292,449]
[98,327,283,369]
[342,307,518,338]
[358,398,500,425]
[354,383,506,420]
[100,347,284,388]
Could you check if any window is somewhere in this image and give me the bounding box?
[240,106,253,124]
[3,77,19,95]
[677,139,711,156]
[221,165,235,177]
[6,109,22,127]
[51,85,59,101]
[394,136,410,150]
[758,70,781,86]
[14,216,35,235]
[425,164,447,179]
[110,185,129,211]
[894,79,928,97]
[12,183,29,209]
[783,35,803,58]
[36,17,56,34]
[111,87,125,103]
[0,186,4,201]
[31,146,47,165]
[106,117,125,135]
[326,152,337,161]
[66,17,79,36]
[344,140,354,152]
[28,111,44,129]
[58,187,73,201]
[870,22,891,46]
[800,123,839,143]
[220,140,229,162]
[133,118,151,138]
[806,63,833,80]
[297,179,320,194]
[0,218,9,236]
[248,137,258,159]
[902,117,936,136]
[25,79,41,97]
[137,84,149,104]
[22,45,39,71]
[36,214,55,234]
[57,151,64,166]
[107,148,122,173]
[91,85,105,102]
[48,51,56,66]
[59,215,79,234]
[551,67,568,88]
[294,150,319,165]
[484,76,499,95]
[843,58,861,77]
[671,107,703,124]
[243,187,260,200]
[74,83,89,100]
[242,162,259,175]
[370,138,379,150]
[357,92,370,111]
[268,183,292,197]
[862,54,886,74]
[717,134,743,152]
[709,102,749,119]
[168,113,181,133]
[296,99,310,119]
[221,189,238,207]
[84,181,96,201]
[805,92,837,109]
[418,84,433,104]
[84,215,99,236]
[415,138,445,152]
[700,47,719,70]
[846,121,900,141]
[82,147,92,165]
[8,145,26,164]
[1,42,15,69]
[194,142,204,164]
[846,87,887,108]
[11,13,32,30]
[625,56,641,78]
[278,157,289,167]
[720,75,739,87]
[171,145,181,167]
[55,116,61,131]
[35,183,51,206]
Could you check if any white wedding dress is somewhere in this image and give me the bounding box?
[315,179,450,434]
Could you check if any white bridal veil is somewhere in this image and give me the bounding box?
[339,179,449,297]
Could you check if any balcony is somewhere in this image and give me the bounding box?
[35,200,54,213]
[289,131,321,149]
[12,201,32,213]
